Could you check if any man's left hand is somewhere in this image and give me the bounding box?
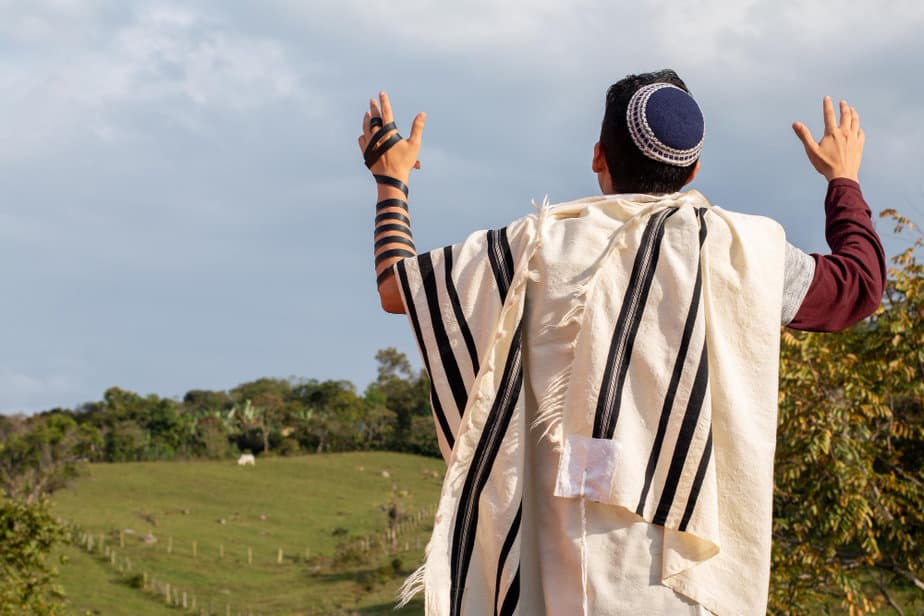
[358,91,426,183]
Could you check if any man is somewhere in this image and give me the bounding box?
[358,70,884,615]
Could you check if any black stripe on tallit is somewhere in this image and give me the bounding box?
[652,343,709,527]
[493,503,522,616]
[498,566,521,616]
[487,227,514,303]
[444,245,480,375]
[395,259,455,450]
[450,325,523,616]
[679,428,713,532]
[636,208,709,516]
[593,208,678,439]
[418,252,469,416]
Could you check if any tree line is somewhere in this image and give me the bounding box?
[0,347,437,504]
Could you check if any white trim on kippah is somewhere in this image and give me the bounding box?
[626,83,704,167]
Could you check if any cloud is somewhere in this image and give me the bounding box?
[0,2,307,160]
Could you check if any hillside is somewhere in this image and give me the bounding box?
[51,452,444,615]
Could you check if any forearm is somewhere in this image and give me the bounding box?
[788,179,886,331]
[373,176,414,314]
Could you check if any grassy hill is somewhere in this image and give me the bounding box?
[51,452,445,615]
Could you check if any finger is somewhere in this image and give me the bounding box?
[792,121,818,149]
[408,112,427,145]
[380,91,394,124]
[839,100,852,132]
[858,128,865,146]
[852,107,861,134]
[370,98,381,121]
[823,96,836,135]
[792,122,823,162]
[363,111,371,134]
[358,135,367,151]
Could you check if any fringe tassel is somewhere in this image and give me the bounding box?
[531,361,573,447]
[396,561,427,608]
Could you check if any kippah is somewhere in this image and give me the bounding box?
[626,83,704,167]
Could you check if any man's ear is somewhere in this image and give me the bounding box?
[592,142,607,173]
[683,161,701,186]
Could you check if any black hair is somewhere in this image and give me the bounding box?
[600,69,699,194]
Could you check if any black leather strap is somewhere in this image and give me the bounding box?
[375,211,411,226]
[374,223,412,236]
[364,133,403,168]
[376,268,395,285]
[364,122,396,156]
[369,116,383,130]
[363,122,399,167]
[376,198,408,212]
[375,248,416,266]
[373,175,409,196]
[374,235,416,251]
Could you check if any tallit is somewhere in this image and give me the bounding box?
[394,190,786,615]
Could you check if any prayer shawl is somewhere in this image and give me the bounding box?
[395,190,786,615]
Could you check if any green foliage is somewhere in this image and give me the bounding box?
[0,412,90,502]
[366,347,435,455]
[0,496,67,615]
[772,210,924,614]
[7,348,438,468]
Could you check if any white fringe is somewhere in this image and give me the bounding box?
[531,361,572,447]
[396,561,427,608]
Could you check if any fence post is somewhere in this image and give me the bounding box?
[247,547,252,566]
[277,547,283,564]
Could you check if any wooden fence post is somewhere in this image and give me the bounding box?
[277,547,283,564]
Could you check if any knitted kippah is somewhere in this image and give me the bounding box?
[626,83,704,167]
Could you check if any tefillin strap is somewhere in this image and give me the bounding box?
[368,117,415,286]
[364,121,401,168]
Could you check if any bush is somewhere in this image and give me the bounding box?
[0,496,67,615]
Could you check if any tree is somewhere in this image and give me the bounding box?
[0,496,66,615]
[771,211,924,614]
[366,348,431,450]
[0,413,89,503]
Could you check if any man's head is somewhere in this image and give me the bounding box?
[593,69,703,194]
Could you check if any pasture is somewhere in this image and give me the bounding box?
[51,452,444,615]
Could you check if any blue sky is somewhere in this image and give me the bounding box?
[2,0,923,412]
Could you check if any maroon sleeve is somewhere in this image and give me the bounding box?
[787,179,886,332]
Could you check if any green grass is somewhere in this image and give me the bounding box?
[51,452,442,615]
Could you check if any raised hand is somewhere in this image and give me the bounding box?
[358,91,426,184]
[792,96,864,183]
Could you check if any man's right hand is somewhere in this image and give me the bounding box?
[792,96,864,183]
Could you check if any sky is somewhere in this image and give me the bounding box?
[1,0,923,413]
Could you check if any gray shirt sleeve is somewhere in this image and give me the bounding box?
[781,242,816,325]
